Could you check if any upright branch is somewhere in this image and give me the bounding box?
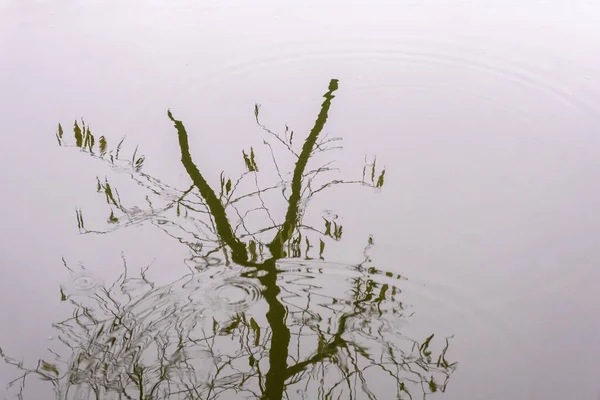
[267,79,339,259]
[167,110,249,265]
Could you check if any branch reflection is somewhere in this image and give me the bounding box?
[2,79,456,399]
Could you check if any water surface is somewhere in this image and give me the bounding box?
[1,1,600,399]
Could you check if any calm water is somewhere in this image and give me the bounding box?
[1,1,600,399]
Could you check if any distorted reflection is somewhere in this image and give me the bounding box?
[2,80,456,399]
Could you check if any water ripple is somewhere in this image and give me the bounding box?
[24,260,458,399]
[176,38,599,127]
[206,276,264,312]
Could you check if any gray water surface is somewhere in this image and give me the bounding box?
[1,2,600,399]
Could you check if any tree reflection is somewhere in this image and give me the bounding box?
[2,79,456,399]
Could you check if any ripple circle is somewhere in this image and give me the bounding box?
[70,274,101,291]
[206,277,264,312]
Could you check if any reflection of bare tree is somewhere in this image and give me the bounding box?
[2,80,456,399]
[2,256,454,399]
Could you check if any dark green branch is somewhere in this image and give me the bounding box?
[168,110,248,264]
[259,261,291,399]
[268,79,339,258]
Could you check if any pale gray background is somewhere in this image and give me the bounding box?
[1,1,600,399]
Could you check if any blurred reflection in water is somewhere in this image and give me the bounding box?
[2,80,456,399]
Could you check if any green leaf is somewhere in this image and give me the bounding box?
[83,126,95,153]
[323,218,331,236]
[56,123,64,145]
[221,315,241,334]
[254,103,260,119]
[103,181,118,206]
[243,150,254,171]
[250,147,258,171]
[40,360,60,376]
[88,130,95,152]
[375,284,388,305]
[250,317,261,346]
[334,222,343,240]
[76,209,84,230]
[305,237,312,259]
[134,156,145,171]
[108,210,119,224]
[73,120,83,147]
[376,169,386,188]
[371,157,376,183]
[99,136,107,156]
[428,377,438,392]
[420,334,435,360]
